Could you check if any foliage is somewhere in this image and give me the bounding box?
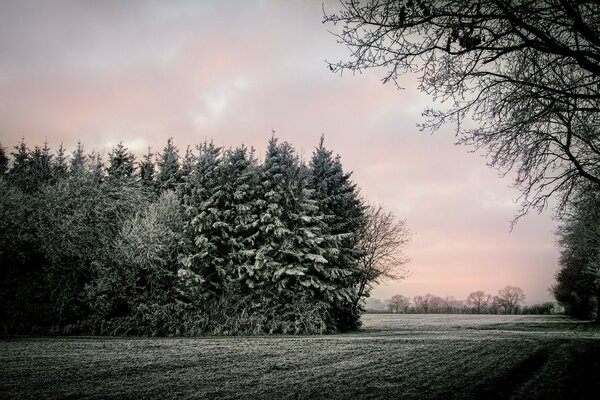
[553,186,600,320]
[0,136,388,335]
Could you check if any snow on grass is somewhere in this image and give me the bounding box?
[1,314,599,399]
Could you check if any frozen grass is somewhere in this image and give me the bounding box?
[1,314,599,399]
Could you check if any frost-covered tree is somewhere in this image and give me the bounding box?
[254,137,357,329]
[70,142,86,176]
[217,145,261,293]
[53,143,68,181]
[89,191,183,333]
[156,137,180,191]
[308,136,365,326]
[139,147,155,187]
[180,145,195,181]
[179,141,224,298]
[0,143,9,176]
[107,142,135,181]
[8,139,31,191]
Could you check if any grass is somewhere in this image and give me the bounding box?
[1,314,599,399]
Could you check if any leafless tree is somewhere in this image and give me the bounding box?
[354,204,411,310]
[324,0,600,220]
[386,294,411,313]
[496,286,526,314]
[466,290,493,313]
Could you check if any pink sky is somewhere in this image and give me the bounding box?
[0,0,559,304]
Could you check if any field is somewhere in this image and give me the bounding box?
[1,314,600,399]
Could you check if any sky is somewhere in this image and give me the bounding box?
[0,0,560,305]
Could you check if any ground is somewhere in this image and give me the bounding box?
[1,314,599,399]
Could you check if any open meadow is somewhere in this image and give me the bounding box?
[1,314,599,399]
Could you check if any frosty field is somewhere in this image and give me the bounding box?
[1,314,599,399]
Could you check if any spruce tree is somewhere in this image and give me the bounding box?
[53,143,68,181]
[180,145,195,182]
[156,137,180,191]
[70,142,86,176]
[8,138,32,191]
[308,135,365,329]
[253,137,347,320]
[0,143,8,176]
[179,141,224,298]
[218,145,261,294]
[107,142,135,181]
[139,147,155,187]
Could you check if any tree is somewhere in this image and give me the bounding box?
[52,143,68,181]
[324,0,600,217]
[308,135,365,323]
[466,290,493,314]
[387,294,410,313]
[0,143,8,176]
[496,286,526,314]
[156,137,180,191]
[355,204,411,308]
[139,147,155,187]
[107,142,135,181]
[552,185,600,320]
[70,142,86,176]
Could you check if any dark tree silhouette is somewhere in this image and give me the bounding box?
[324,0,600,218]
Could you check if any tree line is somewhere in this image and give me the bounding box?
[0,136,410,335]
[367,286,558,315]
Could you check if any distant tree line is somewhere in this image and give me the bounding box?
[0,136,410,335]
[366,286,559,315]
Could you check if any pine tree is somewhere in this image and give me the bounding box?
[308,135,365,329]
[180,145,195,182]
[107,142,135,181]
[179,141,224,298]
[253,137,346,315]
[218,145,261,294]
[52,143,68,181]
[8,138,32,191]
[139,147,155,187]
[0,143,8,176]
[70,142,86,176]
[156,138,180,191]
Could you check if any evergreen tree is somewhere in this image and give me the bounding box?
[70,142,86,176]
[180,145,195,182]
[27,142,53,188]
[89,150,105,182]
[218,145,261,293]
[0,143,8,176]
[179,141,224,298]
[53,143,68,181]
[8,138,33,191]
[107,142,135,181]
[252,137,349,327]
[308,135,365,328]
[156,138,180,191]
[139,147,155,187]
